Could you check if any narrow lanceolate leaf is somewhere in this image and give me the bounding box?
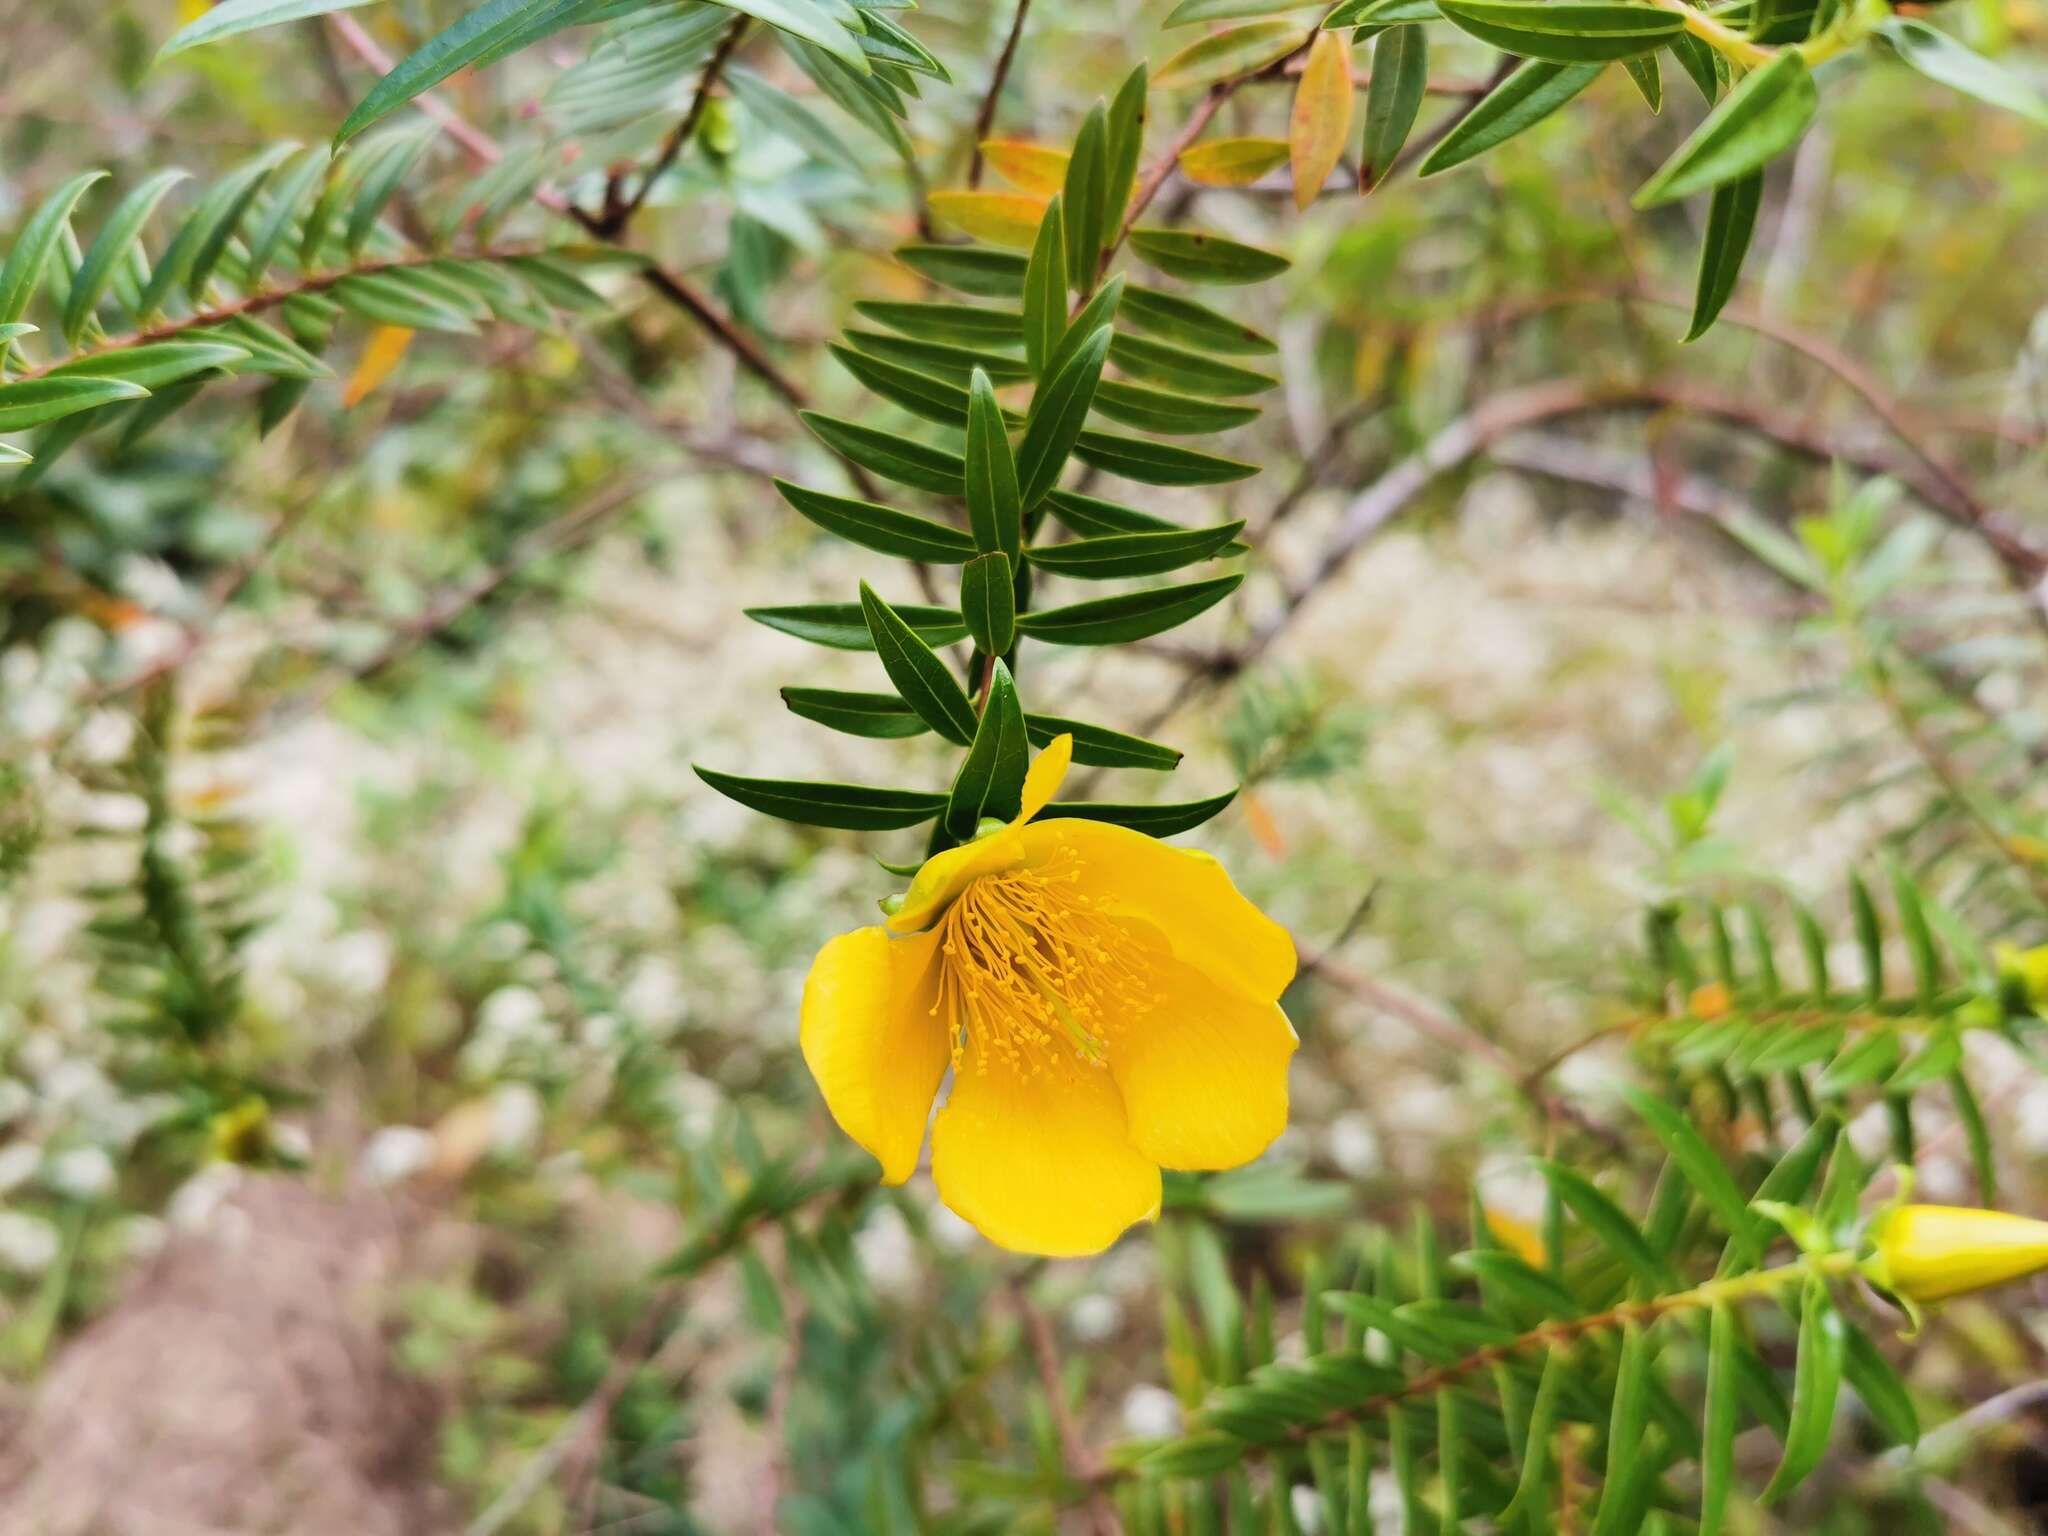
[1842,1321,1919,1449]
[960,552,1017,656]
[1104,64,1150,221]
[801,411,965,496]
[928,190,1050,249]
[63,168,191,343]
[1289,30,1355,208]
[1091,380,1261,435]
[853,301,1024,350]
[1045,276,1124,382]
[1439,0,1681,61]
[748,601,967,651]
[1129,228,1292,285]
[860,582,979,744]
[1122,284,1279,354]
[843,330,1029,385]
[1025,715,1183,770]
[1327,0,1441,23]
[1016,574,1242,645]
[1360,25,1428,189]
[1037,791,1237,836]
[1167,0,1321,21]
[1686,172,1762,340]
[159,0,382,58]
[780,688,929,739]
[1625,52,1663,111]
[1634,52,1816,207]
[1016,324,1112,509]
[0,377,149,432]
[1699,1301,1738,1536]
[775,479,976,562]
[692,768,944,830]
[894,243,1028,296]
[966,370,1024,560]
[331,271,479,333]
[948,660,1030,835]
[1762,1272,1844,1503]
[1022,198,1069,379]
[978,139,1072,195]
[339,0,602,146]
[1418,60,1604,176]
[1624,1088,1760,1262]
[831,343,973,426]
[1110,333,1277,396]
[1072,431,1260,485]
[1591,1322,1653,1536]
[1062,106,1110,284]
[0,171,109,341]
[1879,18,2048,127]
[1154,19,1313,89]
[1026,521,1246,579]
[1048,490,1250,555]
[1178,137,1293,188]
[1538,1161,1673,1291]
[48,341,250,390]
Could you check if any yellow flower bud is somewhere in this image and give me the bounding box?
[1867,1205,2048,1304]
[1995,942,2048,1011]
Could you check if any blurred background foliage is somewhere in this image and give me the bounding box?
[2,0,2048,1532]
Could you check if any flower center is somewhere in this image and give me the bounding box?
[930,851,1162,1081]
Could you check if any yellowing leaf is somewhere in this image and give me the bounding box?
[1178,136,1291,187]
[343,324,415,407]
[1154,18,1312,90]
[1289,30,1354,209]
[978,139,1072,196]
[928,190,1053,250]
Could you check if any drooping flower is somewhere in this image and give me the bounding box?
[1866,1204,2048,1304]
[800,735,1298,1257]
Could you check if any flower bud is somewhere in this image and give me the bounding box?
[1995,942,2048,1014]
[1867,1204,2048,1303]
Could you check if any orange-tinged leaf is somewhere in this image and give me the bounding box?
[1289,30,1354,209]
[343,324,415,407]
[979,139,1071,196]
[1178,136,1291,187]
[928,190,1053,250]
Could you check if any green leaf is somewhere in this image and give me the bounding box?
[1625,51,1663,111]
[158,0,382,58]
[1024,714,1182,770]
[1121,283,1277,354]
[1591,1322,1654,1536]
[183,142,302,301]
[330,270,479,333]
[1439,0,1681,61]
[859,582,979,744]
[960,552,1017,657]
[1044,275,1125,382]
[1884,1023,1961,1092]
[853,300,1023,350]
[947,661,1030,835]
[893,243,1028,297]
[779,687,929,739]
[1166,0,1318,21]
[0,171,110,349]
[692,767,944,830]
[1108,333,1276,396]
[801,411,965,496]
[1668,32,1720,102]
[728,62,866,174]
[843,329,1031,385]
[1090,380,1260,435]
[1063,105,1110,285]
[1879,18,2048,127]
[1419,60,1604,176]
[1154,18,1312,89]
[1017,323,1112,508]
[1814,1029,1900,1094]
[64,168,191,343]
[1686,171,1762,340]
[1037,791,1237,836]
[1762,1272,1844,1503]
[830,342,975,426]
[0,377,150,432]
[1361,25,1429,189]
[1699,1301,1738,1536]
[1026,521,1245,579]
[1841,1320,1919,1449]
[1634,52,1816,208]
[1022,196,1068,378]
[1046,489,1250,555]
[1327,0,1441,23]
[966,370,1024,560]
[1128,227,1291,284]
[1016,574,1242,645]
[1538,1161,1674,1292]
[775,479,976,562]
[748,601,967,650]
[1073,430,1260,485]
[1624,1087,1761,1262]
[48,341,250,390]
[1104,64,1150,230]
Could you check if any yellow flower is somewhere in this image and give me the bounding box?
[800,735,1298,1257]
[1867,1204,2048,1303]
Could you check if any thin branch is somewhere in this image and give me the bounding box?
[599,15,751,237]
[967,0,1034,188]
[1013,1282,1122,1536]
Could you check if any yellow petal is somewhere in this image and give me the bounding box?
[1018,732,1073,824]
[1111,947,1295,1170]
[1018,818,1297,1002]
[800,926,947,1183]
[932,1053,1161,1256]
[928,190,1052,250]
[1288,31,1354,210]
[1872,1205,2048,1303]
